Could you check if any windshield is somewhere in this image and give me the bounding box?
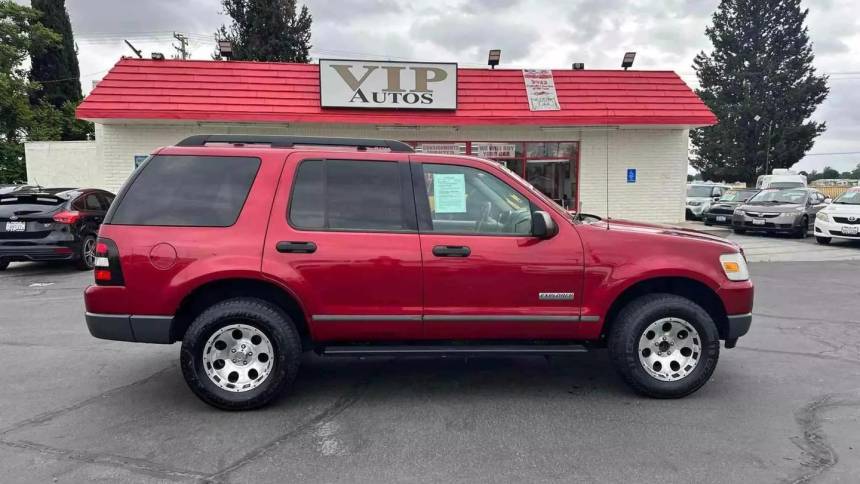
[687,185,715,197]
[719,189,757,202]
[748,189,808,204]
[767,181,804,189]
[834,191,860,205]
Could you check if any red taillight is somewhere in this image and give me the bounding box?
[53,210,81,224]
[93,238,124,286]
[94,269,112,281]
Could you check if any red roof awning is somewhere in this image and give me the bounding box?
[77,58,716,127]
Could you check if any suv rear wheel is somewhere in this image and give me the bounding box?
[180,297,301,410]
[608,293,720,398]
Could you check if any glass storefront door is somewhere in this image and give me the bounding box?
[527,159,572,208]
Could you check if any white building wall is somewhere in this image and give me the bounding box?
[24,140,98,188]
[85,121,689,223]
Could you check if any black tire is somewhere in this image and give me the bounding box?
[816,236,831,245]
[0,258,8,271]
[180,297,301,410]
[608,293,720,399]
[703,219,713,226]
[732,228,746,235]
[75,234,97,270]
[795,217,809,239]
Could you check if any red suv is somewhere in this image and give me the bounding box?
[85,135,753,410]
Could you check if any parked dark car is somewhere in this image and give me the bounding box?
[703,188,760,226]
[732,188,830,237]
[0,188,114,271]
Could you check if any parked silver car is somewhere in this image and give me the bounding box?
[732,188,830,238]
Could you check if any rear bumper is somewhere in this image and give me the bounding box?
[0,245,77,261]
[85,312,174,344]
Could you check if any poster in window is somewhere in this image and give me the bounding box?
[433,174,467,213]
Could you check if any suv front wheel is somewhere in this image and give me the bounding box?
[608,293,720,398]
[180,298,301,410]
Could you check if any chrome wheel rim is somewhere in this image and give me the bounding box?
[638,317,702,382]
[83,238,96,268]
[203,323,274,392]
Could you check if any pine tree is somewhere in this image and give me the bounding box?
[215,0,312,62]
[691,0,828,185]
[29,0,81,107]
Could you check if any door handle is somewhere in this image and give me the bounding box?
[276,241,317,254]
[432,245,471,257]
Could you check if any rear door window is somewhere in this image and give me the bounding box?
[109,155,260,226]
[288,159,412,231]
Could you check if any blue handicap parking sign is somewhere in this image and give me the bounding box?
[627,168,636,183]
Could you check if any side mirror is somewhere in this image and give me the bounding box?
[532,211,558,239]
[824,198,832,204]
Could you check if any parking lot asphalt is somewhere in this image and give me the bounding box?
[1,259,859,484]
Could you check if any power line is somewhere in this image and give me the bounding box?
[804,151,860,157]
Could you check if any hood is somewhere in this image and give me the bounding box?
[740,202,802,213]
[686,196,713,202]
[604,218,739,250]
[710,201,743,209]
[821,203,860,216]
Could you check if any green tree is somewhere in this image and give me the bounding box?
[0,0,60,183]
[691,0,828,185]
[28,0,92,141]
[215,0,312,62]
[29,0,81,107]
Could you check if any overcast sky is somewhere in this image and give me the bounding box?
[34,0,860,172]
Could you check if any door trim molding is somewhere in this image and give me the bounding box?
[312,314,599,322]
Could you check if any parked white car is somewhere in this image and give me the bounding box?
[686,183,730,220]
[814,188,860,244]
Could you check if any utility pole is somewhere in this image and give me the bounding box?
[172,32,190,60]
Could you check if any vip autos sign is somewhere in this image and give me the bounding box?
[320,60,457,110]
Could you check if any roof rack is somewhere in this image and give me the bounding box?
[176,135,414,153]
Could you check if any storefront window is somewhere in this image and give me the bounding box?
[406,140,579,210]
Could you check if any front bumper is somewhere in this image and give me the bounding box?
[702,211,734,225]
[732,212,803,232]
[725,313,752,339]
[814,219,860,240]
[85,312,174,344]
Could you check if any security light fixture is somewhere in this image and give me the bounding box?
[218,40,233,59]
[488,49,501,69]
[753,115,762,122]
[572,63,585,70]
[151,52,165,60]
[621,52,636,70]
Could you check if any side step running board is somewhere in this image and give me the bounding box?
[318,344,588,357]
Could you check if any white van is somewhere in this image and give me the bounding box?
[756,169,807,189]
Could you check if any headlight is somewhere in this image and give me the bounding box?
[734,208,744,215]
[720,253,750,282]
[688,201,702,207]
[794,206,805,212]
[816,212,830,222]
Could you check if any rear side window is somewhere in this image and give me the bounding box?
[289,159,410,231]
[74,193,102,211]
[110,155,260,226]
